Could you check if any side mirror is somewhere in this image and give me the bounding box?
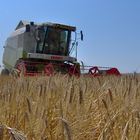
[80,31,83,41]
[30,21,34,26]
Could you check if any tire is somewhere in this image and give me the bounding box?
[1,69,9,76]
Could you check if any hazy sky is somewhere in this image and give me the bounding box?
[0,0,140,73]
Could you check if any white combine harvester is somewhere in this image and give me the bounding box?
[1,20,120,77]
[1,20,83,76]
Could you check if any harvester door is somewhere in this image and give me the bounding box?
[36,27,45,53]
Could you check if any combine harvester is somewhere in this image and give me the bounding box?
[1,20,121,77]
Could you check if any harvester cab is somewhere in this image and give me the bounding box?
[2,20,82,76]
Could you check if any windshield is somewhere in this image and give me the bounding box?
[36,27,70,56]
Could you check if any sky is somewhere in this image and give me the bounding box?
[0,0,140,73]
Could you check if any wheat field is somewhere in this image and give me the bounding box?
[0,74,140,140]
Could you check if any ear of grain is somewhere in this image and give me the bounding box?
[79,88,83,104]
[121,121,129,140]
[9,128,27,140]
[0,125,4,140]
[108,89,113,102]
[61,118,71,140]
[26,97,32,114]
[102,99,108,110]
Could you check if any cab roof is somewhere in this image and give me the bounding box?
[16,20,76,31]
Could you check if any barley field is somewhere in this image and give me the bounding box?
[0,74,140,140]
